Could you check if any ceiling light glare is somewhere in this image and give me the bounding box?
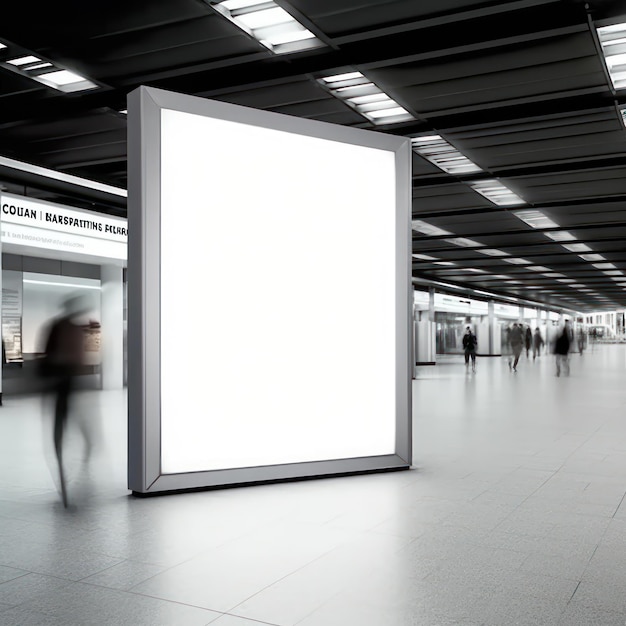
[545,231,576,242]
[557,279,577,283]
[459,268,487,273]
[579,254,605,261]
[513,209,559,229]
[35,69,97,93]
[543,272,565,277]
[412,253,438,261]
[411,220,451,236]
[597,23,626,90]
[469,180,525,206]
[411,135,482,175]
[212,0,324,54]
[0,42,6,50]
[444,237,481,248]
[7,55,41,66]
[478,248,509,257]
[318,70,414,125]
[569,284,585,288]
[504,257,531,265]
[434,261,456,266]
[562,243,592,253]
[603,270,623,276]
[528,266,551,272]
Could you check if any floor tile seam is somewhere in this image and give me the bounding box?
[70,580,223,615]
[211,611,283,626]
[223,543,350,616]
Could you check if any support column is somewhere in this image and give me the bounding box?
[428,287,435,322]
[100,264,124,390]
[488,299,495,354]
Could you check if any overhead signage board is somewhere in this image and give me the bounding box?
[0,193,127,261]
[127,86,412,494]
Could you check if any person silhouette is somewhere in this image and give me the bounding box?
[462,326,477,372]
[39,294,91,507]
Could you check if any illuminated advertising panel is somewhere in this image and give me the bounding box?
[127,86,411,493]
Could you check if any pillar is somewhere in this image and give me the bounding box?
[428,287,435,322]
[100,264,124,389]
[488,299,495,354]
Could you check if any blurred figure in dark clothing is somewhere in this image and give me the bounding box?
[555,321,571,377]
[462,326,477,372]
[509,323,523,372]
[524,326,532,358]
[577,327,586,355]
[39,295,91,507]
[532,327,544,359]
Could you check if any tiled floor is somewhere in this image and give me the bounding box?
[2,344,626,625]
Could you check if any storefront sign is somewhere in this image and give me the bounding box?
[0,193,127,261]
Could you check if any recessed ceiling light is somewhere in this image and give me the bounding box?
[528,266,551,272]
[546,231,577,242]
[597,23,626,90]
[444,237,481,247]
[434,261,456,266]
[7,55,41,66]
[478,248,509,256]
[579,254,605,261]
[543,272,566,278]
[411,220,451,236]
[412,253,438,261]
[504,257,531,265]
[411,135,482,175]
[557,279,577,283]
[513,209,559,229]
[603,270,624,276]
[211,0,324,54]
[319,70,414,125]
[469,180,525,206]
[592,262,615,269]
[562,243,593,253]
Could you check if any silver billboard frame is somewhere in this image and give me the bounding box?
[127,85,412,494]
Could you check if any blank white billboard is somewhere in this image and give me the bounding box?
[127,86,411,494]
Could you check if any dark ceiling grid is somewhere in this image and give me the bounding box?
[1,0,626,309]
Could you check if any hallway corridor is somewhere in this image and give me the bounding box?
[1,344,626,624]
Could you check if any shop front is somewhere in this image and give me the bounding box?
[0,193,127,400]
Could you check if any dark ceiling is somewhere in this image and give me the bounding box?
[2,0,626,311]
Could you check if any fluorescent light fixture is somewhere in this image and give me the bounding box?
[569,284,585,288]
[412,253,438,260]
[469,180,525,206]
[0,155,126,197]
[557,279,577,283]
[319,71,414,125]
[562,243,592,252]
[546,231,576,242]
[24,62,53,71]
[411,220,451,236]
[478,248,509,257]
[543,272,565,277]
[513,209,559,229]
[411,135,482,175]
[433,281,464,290]
[610,276,626,281]
[211,0,324,54]
[459,268,487,273]
[505,280,522,284]
[444,237,481,247]
[528,266,551,272]
[504,257,531,265]
[434,261,456,266]
[580,254,605,261]
[7,55,41,66]
[120,109,128,114]
[23,279,101,290]
[603,270,623,275]
[35,69,98,93]
[597,23,626,89]
[0,42,6,50]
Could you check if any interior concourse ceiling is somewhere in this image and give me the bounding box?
[2,0,626,310]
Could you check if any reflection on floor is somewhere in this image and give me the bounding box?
[2,345,626,624]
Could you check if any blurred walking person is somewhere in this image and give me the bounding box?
[463,326,477,372]
[39,295,91,508]
[524,325,532,358]
[532,327,544,360]
[555,321,571,377]
[509,322,523,372]
[577,327,586,355]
